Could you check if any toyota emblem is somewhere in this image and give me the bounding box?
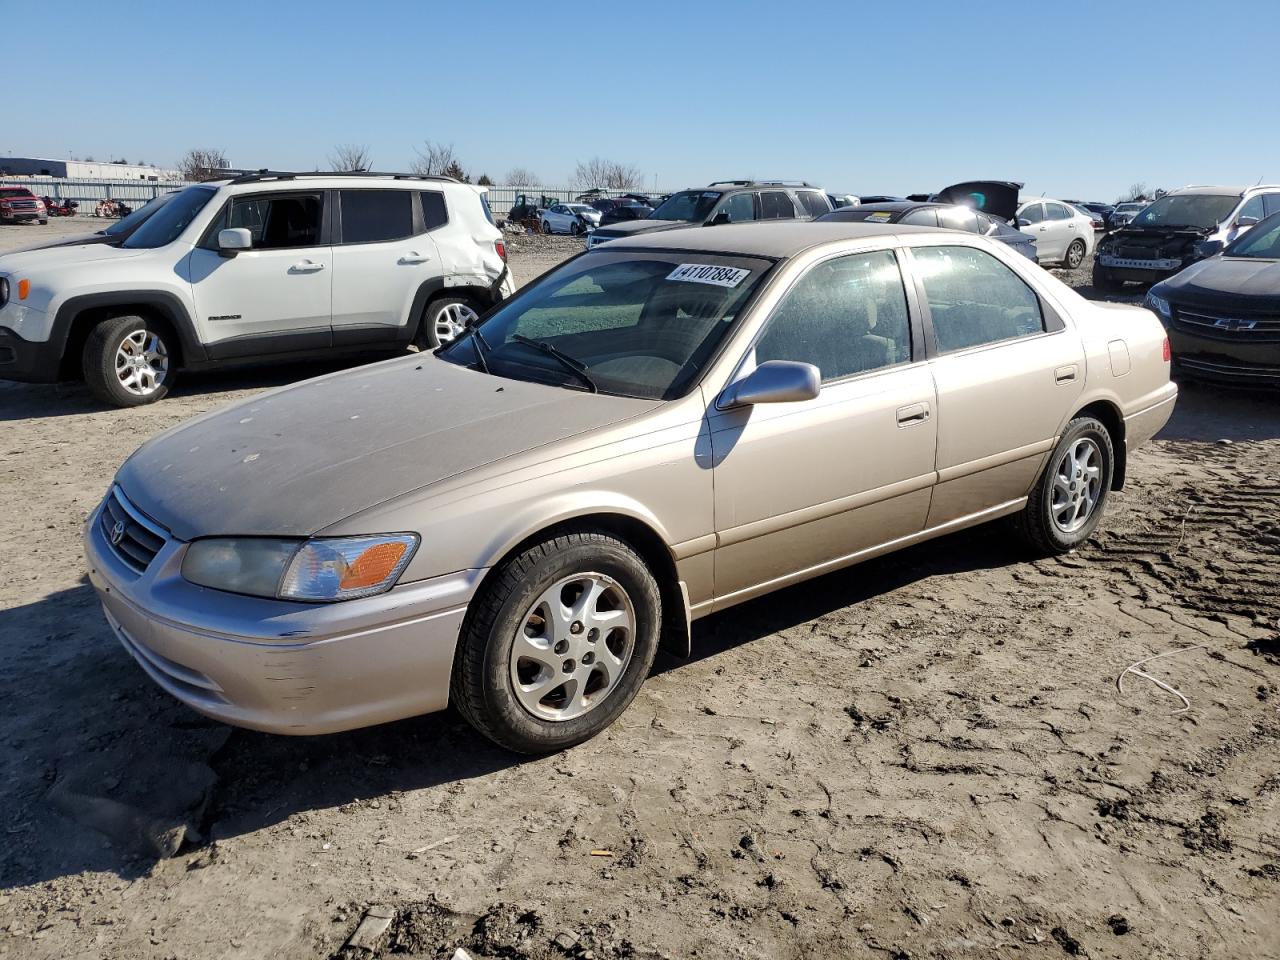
[110,520,126,546]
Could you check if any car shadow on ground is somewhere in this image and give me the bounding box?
[2,521,1028,889]
[1159,378,1280,442]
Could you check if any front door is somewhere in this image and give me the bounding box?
[708,248,937,608]
[188,190,331,359]
[906,243,1085,526]
[1018,202,1058,260]
[330,188,439,345]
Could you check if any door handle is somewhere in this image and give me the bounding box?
[1055,364,1079,384]
[398,253,430,264]
[896,402,931,426]
[290,260,325,273]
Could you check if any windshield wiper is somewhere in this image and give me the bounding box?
[510,334,598,393]
[454,324,491,374]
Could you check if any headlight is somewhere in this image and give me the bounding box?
[182,534,418,602]
[1144,292,1172,319]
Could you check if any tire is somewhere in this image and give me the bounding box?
[541,220,553,235]
[1013,416,1114,554]
[451,530,662,754]
[81,314,175,407]
[1065,238,1086,269]
[570,221,582,236]
[39,218,49,225]
[416,296,480,349]
[1092,261,1123,293]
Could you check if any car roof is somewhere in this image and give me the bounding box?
[1167,185,1248,197]
[600,220,938,258]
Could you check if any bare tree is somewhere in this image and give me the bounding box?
[572,156,643,190]
[1117,182,1150,203]
[328,143,371,172]
[178,148,230,182]
[410,141,462,177]
[505,167,541,187]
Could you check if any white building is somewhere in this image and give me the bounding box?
[0,157,182,181]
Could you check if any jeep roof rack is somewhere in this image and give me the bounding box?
[227,169,460,185]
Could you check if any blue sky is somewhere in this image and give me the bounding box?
[7,0,1278,201]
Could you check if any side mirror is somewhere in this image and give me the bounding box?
[708,212,731,226]
[1194,239,1225,259]
[1017,218,1032,228]
[1237,215,1260,228]
[218,227,252,256]
[719,360,821,410]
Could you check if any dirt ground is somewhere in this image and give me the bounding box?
[1,219,1278,960]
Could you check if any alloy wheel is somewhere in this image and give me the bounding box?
[1066,239,1086,269]
[509,573,636,722]
[115,329,169,397]
[434,302,478,345]
[1051,438,1102,533]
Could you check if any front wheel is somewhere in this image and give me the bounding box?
[1013,416,1114,554]
[1065,238,1086,269]
[82,314,175,407]
[451,531,662,753]
[39,218,49,225]
[1092,261,1123,293]
[541,220,553,235]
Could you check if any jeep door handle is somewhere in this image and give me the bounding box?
[896,402,931,426]
[291,260,325,273]
[398,252,430,264]
[1055,364,1079,383]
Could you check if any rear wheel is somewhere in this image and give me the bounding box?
[417,296,480,349]
[1065,238,1086,269]
[82,314,175,407]
[1092,261,1123,293]
[1013,416,1114,554]
[451,531,662,753]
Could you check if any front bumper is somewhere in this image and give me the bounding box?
[84,496,484,735]
[1168,323,1280,386]
[0,325,63,383]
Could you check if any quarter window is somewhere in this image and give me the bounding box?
[340,189,414,243]
[754,250,912,382]
[421,191,449,229]
[759,191,796,219]
[913,245,1044,353]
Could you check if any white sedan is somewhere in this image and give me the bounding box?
[1015,199,1097,269]
[542,203,601,236]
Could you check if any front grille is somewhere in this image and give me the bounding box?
[1178,355,1280,380]
[100,486,168,573]
[1173,307,1280,341]
[8,200,38,211]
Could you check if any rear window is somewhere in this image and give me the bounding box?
[797,191,831,218]
[760,192,797,219]
[340,189,414,243]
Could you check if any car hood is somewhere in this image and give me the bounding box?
[2,232,112,254]
[115,354,660,542]
[934,180,1022,222]
[591,219,693,239]
[1164,256,1280,298]
[0,241,149,273]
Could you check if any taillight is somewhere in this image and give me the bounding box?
[1162,337,1171,362]
[494,240,507,263]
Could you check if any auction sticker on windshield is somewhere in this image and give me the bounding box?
[667,264,752,287]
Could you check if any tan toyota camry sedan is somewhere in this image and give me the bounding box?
[85,221,1176,753]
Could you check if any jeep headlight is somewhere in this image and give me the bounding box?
[1144,292,1172,319]
[182,534,418,602]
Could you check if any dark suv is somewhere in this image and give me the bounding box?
[586,180,831,249]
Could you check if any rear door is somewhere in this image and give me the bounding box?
[330,188,438,345]
[905,243,1084,526]
[188,190,332,359]
[759,191,798,221]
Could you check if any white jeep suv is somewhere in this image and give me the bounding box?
[0,171,515,406]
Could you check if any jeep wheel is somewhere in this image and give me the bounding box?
[82,314,175,407]
[451,530,662,754]
[1092,261,1123,293]
[1065,238,1086,269]
[418,296,480,349]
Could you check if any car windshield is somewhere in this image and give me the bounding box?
[820,208,901,223]
[0,188,33,198]
[123,186,217,249]
[566,204,593,213]
[1225,214,1280,259]
[439,250,772,400]
[102,194,171,236]
[1131,195,1238,230]
[648,190,723,222]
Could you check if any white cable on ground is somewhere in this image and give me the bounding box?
[1116,644,1205,714]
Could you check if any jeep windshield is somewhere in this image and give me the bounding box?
[647,190,723,223]
[122,186,217,249]
[103,193,173,237]
[1131,195,1238,231]
[439,250,772,400]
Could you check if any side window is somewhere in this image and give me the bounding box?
[340,190,414,244]
[797,191,830,218]
[912,245,1044,353]
[754,250,912,382]
[1046,203,1071,221]
[938,207,980,233]
[721,192,757,222]
[1262,193,1280,218]
[216,193,323,250]
[1019,203,1045,224]
[421,191,448,229]
[900,208,939,227]
[1238,195,1266,222]
[759,191,796,219]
